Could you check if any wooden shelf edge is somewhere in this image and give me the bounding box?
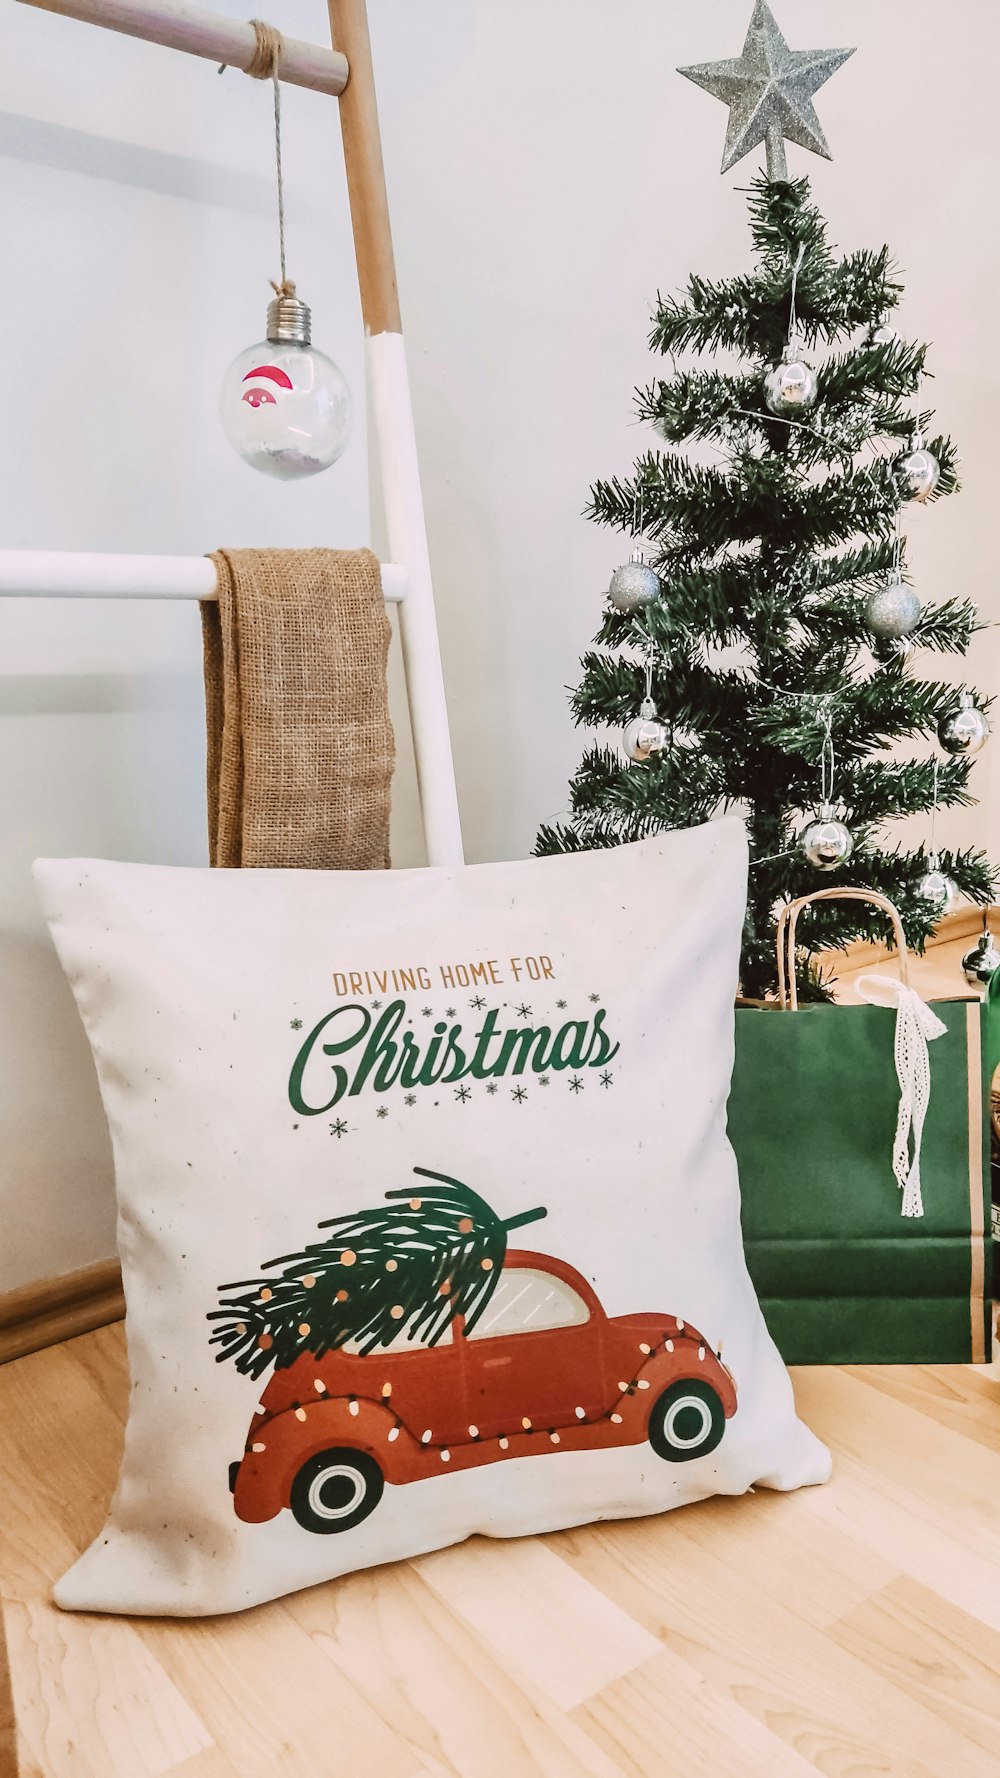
[820,903,997,977]
[0,1259,124,1367]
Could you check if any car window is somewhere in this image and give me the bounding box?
[466,1269,590,1339]
[341,1321,453,1356]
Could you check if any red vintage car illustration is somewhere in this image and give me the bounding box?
[228,1249,738,1534]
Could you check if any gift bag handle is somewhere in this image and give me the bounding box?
[776,887,909,1011]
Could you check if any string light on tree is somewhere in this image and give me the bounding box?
[219,29,351,479]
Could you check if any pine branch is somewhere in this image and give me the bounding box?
[208,1172,547,1380]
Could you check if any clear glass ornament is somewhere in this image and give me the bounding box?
[937,693,989,756]
[622,698,668,763]
[962,919,1000,984]
[799,804,854,872]
[894,437,939,503]
[915,853,956,914]
[764,337,818,414]
[220,289,351,480]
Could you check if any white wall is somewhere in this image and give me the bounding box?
[1,0,997,1291]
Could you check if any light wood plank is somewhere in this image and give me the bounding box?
[144,1602,422,1778]
[412,1537,661,1712]
[6,1599,212,1778]
[573,1648,822,1778]
[792,1367,1000,1569]
[840,1362,1000,1457]
[290,1561,626,1778]
[644,1484,898,1631]
[553,1515,999,1778]
[830,1575,1000,1758]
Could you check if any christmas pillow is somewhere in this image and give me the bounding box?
[35,816,828,1617]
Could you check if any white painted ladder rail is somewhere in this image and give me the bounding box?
[13,0,465,871]
[0,552,406,603]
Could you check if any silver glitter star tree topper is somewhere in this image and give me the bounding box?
[679,0,854,180]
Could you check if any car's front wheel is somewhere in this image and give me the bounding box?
[289,1447,384,1534]
[648,1379,725,1462]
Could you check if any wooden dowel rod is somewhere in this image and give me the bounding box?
[16,0,349,96]
[327,0,401,336]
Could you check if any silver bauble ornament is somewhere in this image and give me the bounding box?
[764,342,818,415]
[962,923,1000,985]
[799,804,854,872]
[608,548,660,614]
[894,444,940,503]
[622,698,668,763]
[937,693,989,756]
[915,853,956,914]
[864,571,921,640]
[867,321,898,346]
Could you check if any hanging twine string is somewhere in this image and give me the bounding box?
[219,20,292,296]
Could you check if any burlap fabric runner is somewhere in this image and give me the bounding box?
[201,548,394,869]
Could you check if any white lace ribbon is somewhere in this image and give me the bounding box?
[855,973,948,1218]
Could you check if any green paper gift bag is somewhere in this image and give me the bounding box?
[730,888,993,1366]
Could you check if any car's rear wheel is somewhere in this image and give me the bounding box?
[648,1379,725,1462]
[289,1447,384,1534]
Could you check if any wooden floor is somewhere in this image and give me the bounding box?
[0,1323,998,1778]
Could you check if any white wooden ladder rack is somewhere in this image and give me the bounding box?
[5,0,465,869]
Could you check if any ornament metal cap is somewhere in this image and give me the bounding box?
[630,547,648,566]
[266,282,312,346]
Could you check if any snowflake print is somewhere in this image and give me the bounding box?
[599,1070,614,1089]
[445,1007,457,1018]
[514,1003,532,1020]
[454,1084,472,1103]
[538,1076,550,1087]
[290,1018,303,1030]
[486,1083,499,1096]
[469,994,486,1010]
[421,1007,433,1018]
[588,993,601,1004]
[556,999,567,1010]
[568,1076,584,1094]
[371,998,383,1010]
[376,1106,389,1119]
[511,1086,528,1104]
[404,1093,417,1107]
[329,1118,349,1138]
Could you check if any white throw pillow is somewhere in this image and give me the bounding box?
[35,816,828,1617]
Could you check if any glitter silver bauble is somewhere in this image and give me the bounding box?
[799,804,854,872]
[915,854,957,914]
[764,344,818,415]
[608,548,660,614]
[622,698,668,763]
[894,445,940,503]
[863,571,921,640]
[867,321,898,346]
[962,924,1000,985]
[937,693,989,756]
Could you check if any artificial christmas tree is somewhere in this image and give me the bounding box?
[538,4,996,1000]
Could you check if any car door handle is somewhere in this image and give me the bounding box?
[480,1356,512,1369]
